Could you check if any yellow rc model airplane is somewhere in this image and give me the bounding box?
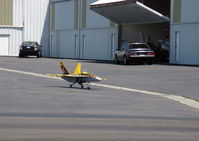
[46,62,105,89]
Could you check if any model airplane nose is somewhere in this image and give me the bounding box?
[95,76,102,82]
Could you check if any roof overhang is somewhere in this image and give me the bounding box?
[90,0,170,25]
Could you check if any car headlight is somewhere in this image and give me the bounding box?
[34,45,39,51]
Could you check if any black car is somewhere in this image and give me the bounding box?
[115,43,155,65]
[19,41,42,58]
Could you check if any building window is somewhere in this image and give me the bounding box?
[50,3,55,29]
[74,0,78,29]
[81,0,87,28]
[172,0,181,23]
[0,0,13,25]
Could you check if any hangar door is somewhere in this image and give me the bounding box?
[0,36,9,56]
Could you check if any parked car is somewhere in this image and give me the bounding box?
[19,41,42,58]
[115,43,155,65]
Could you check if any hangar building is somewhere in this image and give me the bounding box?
[0,0,199,65]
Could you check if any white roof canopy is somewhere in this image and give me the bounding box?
[90,0,169,25]
[91,0,128,5]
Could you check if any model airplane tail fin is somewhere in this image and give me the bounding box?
[73,63,81,75]
[59,62,69,74]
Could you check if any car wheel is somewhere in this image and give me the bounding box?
[147,60,153,65]
[123,56,129,65]
[37,52,41,58]
[19,52,24,58]
[115,55,119,64]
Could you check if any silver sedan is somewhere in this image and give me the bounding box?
[115,43,155,65]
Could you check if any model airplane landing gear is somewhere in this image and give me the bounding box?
[69,82,91,90]
[80,84,84,89]
[86,82,91,90]
[80,83,91,90]
[70,82,76,88]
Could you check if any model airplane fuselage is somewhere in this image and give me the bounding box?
[47,62,104,89]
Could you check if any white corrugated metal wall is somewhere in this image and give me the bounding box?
[13,0,23,26]
[23,0,50,56]
[13,0,50,41]
[0,0,50,56]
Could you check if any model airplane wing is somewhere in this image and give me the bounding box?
[46,74,91,78]
[46,74,68,77]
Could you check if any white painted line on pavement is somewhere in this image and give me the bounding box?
[0,67,199,110]
[92,83,199,110]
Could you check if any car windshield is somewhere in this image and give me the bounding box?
[129,44,149,49]
[22,42,36,46]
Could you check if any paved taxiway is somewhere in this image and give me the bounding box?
[0,57,199,141]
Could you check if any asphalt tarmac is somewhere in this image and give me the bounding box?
[0,57,199,141]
